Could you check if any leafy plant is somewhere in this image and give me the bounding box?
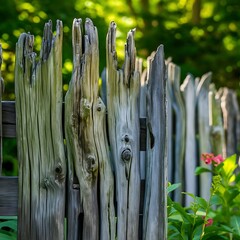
[0,217,17,240]
[168,154,240,239]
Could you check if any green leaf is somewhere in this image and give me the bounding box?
[231,216,240,235]
[167,183,181,194]
[0,231,16,240]
[195,166,212,175]
[195,197,208,209]
[172,202,193,223]
[222,154,237,181]
[0,220,17,231]
[210,195,222,206]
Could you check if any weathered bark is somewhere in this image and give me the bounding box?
[15,20,66,240]
[143,45,167,240]
[65,18,116,240]
[180,74,197,206]
[196,72,212,200]
[209,84,226,157]
[0,46,3,174]
[168,63,185,203]
[106,22,140,240]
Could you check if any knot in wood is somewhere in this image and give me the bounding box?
[86,155,97,173]
[121,148,132,162]
[80,98,91,119]
[42,178,50,189]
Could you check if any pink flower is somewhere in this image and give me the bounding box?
[201,153,214,165]
[212,155,224,166]
[202,217,213,227]
[201,153,224,166]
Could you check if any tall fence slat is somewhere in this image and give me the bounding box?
[15,20,66,240]
[209,84,226,157]
[181,74,197,206]
[65,18,110,239]
[106,22,140,240]
[143,45,167,240]
[196,72,212,200]
[168,63,185,203]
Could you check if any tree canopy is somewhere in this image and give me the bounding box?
[0,0,240,99]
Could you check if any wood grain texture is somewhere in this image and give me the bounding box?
[143,45,167,240]
[209,84,226,157]
[106,22,140,240]
[196,72,212,200]
[180,74,197,206]
[65,19,116,240]
[220,88,240,157]
[15,20,66,240]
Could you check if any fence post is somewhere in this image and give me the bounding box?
[106,22,140,240]
[15,20,66,240]
[196,72,212,200]
[143,45,167,240]
[181,74,197,206]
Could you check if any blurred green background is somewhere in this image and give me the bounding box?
[1,0,240,175]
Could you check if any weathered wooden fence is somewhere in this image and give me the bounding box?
[167,64,240,205]
[0,17,239,240]
[0,18,167,240]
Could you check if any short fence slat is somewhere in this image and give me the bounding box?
[107,22,140,240]
[181,74,197,206]
[196,72,212,200]
[15,21,66,240]
[143,45,167,240]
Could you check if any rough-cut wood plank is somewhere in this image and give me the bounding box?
[65,18,116,240]
[0,177,18,216]
[0,46,3,174]
[106,22,140,240]
[180,74,197,206]
[196,72,212,200]
[209,84,226,157]
[15,20,66,240]
[168,63,185,203]
[143,45,167,240]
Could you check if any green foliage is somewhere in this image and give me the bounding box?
[168,154,240,239]
[0,217,17,240]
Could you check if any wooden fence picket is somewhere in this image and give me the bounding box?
[15,20,66,240]
[106,22,141,240]
[180,74,197,206]
[143,45,167,240]
[196,72,212,200]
